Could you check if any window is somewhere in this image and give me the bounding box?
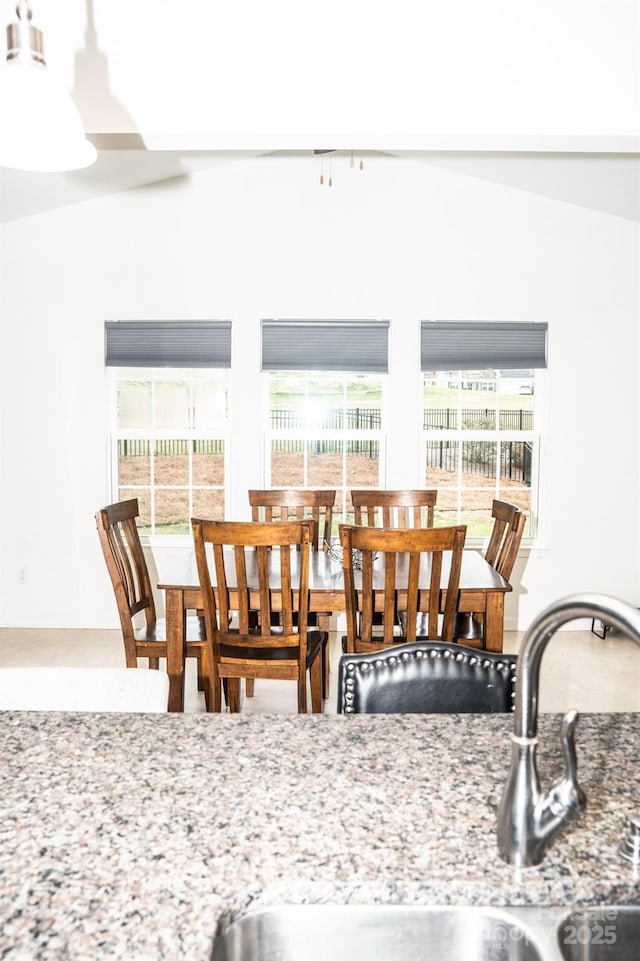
[262,320,389,531]
[420,321,547,539]
[106,321,231,535]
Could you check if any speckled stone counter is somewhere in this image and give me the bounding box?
[1,711,639,960]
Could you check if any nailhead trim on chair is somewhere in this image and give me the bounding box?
[341,645,517,714]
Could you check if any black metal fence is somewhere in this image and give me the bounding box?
[270,439,380,458]
[423,409,533,430]
[118,407,532,482]
[270,408,382,430]
[426,440,533,485]
[118,439,224,457]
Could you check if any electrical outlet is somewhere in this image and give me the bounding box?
[16,566,27,583]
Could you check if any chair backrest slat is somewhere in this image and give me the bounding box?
[351,489,437,529]
[249,489,336,550]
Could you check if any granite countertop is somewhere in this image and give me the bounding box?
[1,710,639,960]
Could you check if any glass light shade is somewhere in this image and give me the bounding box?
[0,59,97,172]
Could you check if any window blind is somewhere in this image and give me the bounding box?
[261,319,390,373]
[105,320,232,368]
[420,321,548,371]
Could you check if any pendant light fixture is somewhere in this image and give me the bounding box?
[0,0,96,172]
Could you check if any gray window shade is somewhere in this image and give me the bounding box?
[420,321,548,371]
[261,319,390,373]
[105,321,232,368]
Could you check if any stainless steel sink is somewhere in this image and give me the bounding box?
[210,904,548,961]
[210,904,640,961]
[557,907,640,961]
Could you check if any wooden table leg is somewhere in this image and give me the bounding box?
[165,588,186,712]
[484,593,505,653]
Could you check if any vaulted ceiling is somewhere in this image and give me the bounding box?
[1,0,638,224]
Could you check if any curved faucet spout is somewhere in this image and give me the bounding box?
[497,593,640,867]
[514,594,640,739]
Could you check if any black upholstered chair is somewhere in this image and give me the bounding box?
[337,641,517,714]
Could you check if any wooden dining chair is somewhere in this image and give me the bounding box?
[95,498,214,710]
[337,641,517,714]
[455,499,526,647]
[339,523,467,654]
[248,488,335,695]
[351,489,437,529]
[349,489,439,639]
[191,518,326,713]
[248,488,336,550]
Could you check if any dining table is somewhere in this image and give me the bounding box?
[158,547,512,713]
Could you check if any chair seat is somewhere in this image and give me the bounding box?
[133,614,206,645]
[453,611,483,641]
[220,629,325,665]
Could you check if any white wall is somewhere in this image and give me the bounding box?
[0,154,638,630]
[39,0,640,147]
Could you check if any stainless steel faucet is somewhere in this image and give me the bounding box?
[497,593,640,867]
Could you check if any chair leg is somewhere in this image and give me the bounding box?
[200,647,215,712]
[245,678,255,697]
[317,614,330,699]
[309,656,322,713]
[227,678,242,712]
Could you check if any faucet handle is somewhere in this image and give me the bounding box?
[560,709,580,784]
[618,814,640,864]
[549,710,587,815]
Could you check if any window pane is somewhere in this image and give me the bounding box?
[270,373,305,422]
[461,440,497,486]
[499,441,533,486]
[434,489,459,526]
[307,440,343,487]
[154,441,189,486]
[156,380,190,429]
[271,440,305,486]
[459,371,497,431]
[459,494,496,537]
[193,488,225,520]
[118,379,152,428]
[346,440,380,487]
[118,439,150,485]
[425,439,459,486]
[193,375,227,430]
[423,373,459,429]
[119,489,151,531]
[347,374,382,420]
[193,441,224,485]
[497,372,535,430]
[155,489,190,535]
[306,374,343,427]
